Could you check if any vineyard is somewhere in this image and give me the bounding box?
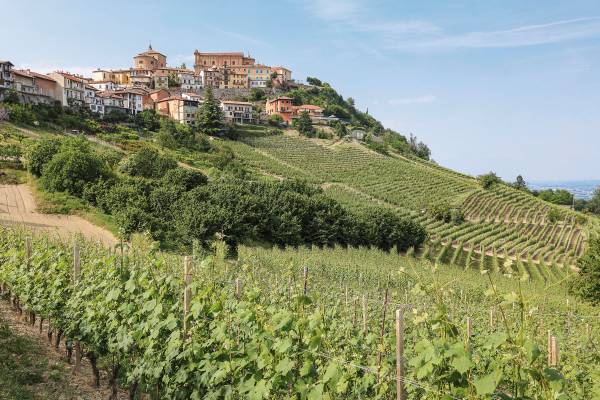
[1,226,599,399]
[233,133,594,271]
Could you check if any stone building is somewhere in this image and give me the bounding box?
[193,51,255,72]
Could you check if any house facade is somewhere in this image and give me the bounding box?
[155,96,199,125]
[114,88,146,114]
[193,51,255,72]
[221,100,253,124]
[11,69,58,104]
[248,64,271,88]
[133,45,167,71]
[97,91,126,114]
[266,96,295,123]
[84,85,105,115]
[48,71,85,106]
[0,61,14,90]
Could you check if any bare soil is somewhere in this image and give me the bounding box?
[0,184,116,246]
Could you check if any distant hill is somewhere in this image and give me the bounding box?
[528,180,600,200]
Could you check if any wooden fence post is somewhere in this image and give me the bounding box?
[550,336,559,367]
[466,317,472,351]
[25,236,32,266]
[395,309,405,400]
[183,256,192,335]
[547,330,552,366]
[72,242,81,372]
[362,294,368,334]
[303,266,309,296]
[489,308,494,328]
[235,278,241,300]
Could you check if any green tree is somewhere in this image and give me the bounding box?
[118,147,177,178]
[134,109,161,131]
[249,88,265,101]
[588,187,600,215]
[195,87,222,136]
[479,172,502,189]
[296,111,314,137]
[40,140,109,197]
[513,175,527,190]
[25,138,61,177]
[2,89,20,104]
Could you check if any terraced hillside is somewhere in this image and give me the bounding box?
[229,133,593,270]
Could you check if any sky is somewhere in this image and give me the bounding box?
[1,0,599,181]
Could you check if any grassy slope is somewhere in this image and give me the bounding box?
[4,121,597,270]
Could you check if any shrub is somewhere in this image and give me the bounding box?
[25,138,62,177]
[118,147,177,178]
[40,144,110,197]
[268,114,284,126]
[546,208,563,224]
[479,172,502,189]
[160,168,208,191]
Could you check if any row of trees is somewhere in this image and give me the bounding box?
[25,136,427,252]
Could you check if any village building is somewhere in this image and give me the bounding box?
[265,96,295,123]
[296,104,324,120]
[114,87,146,114]
[199,67,222,88]
[84,85,105,115]
[193,51,255,72]
[155,96,198,125]
[0,61,14,91]
[272,66,292,84]
[221,100,253,124]
[96,91,126,114]
[247,64,271,88]
[134,45,167,71]
[88,80,119,91]
[143,88,170,110]
[48,71,85,107]
[11,69,58,105]
[182,92,203,103]
[221,66,248,89]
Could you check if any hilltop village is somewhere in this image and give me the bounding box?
[0,46,339,127]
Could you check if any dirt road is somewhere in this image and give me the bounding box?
[0,184,116,246]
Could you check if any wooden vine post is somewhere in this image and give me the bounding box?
[395,308,405,400]
[72,241,81,372]
[183,256,192,336]
[547,330,552,366]
[377,288,390,381]
[362,294,368,334]
[303,266,309,296]
[550,336,559,367]
[466,317,472,352]
[235,278,241,300]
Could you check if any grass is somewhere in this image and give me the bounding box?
[0,310,74,400]
[27,175,120,237]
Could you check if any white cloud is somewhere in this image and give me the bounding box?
[388,95,437,105]
[389,17,600,51]
[304,0,362,22]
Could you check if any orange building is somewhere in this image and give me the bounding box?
[155,96,199,125]
[194,51,255,73]
[266,96,295,123]
[12,69,58,104]
[134,45,167,71]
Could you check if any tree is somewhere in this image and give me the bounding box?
[296,111,314,137]
[588,187,600,215]
[195,87,222,136]
[2,89,20,104]
[306,77,322,86]
[118,147,177,178]
[268,114,284,126]
[181,62,187,69]
[40,140,110,197]
[134,109,161,131]
[25,138,61,177]
[513,175,527,191]
[479,172,502,189]
[331,121,347,138]
[347,97,355,107]
[249,88,265,101]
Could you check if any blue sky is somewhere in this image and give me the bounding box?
[2,0,599,181]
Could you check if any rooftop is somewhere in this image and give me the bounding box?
[13,69,56,82]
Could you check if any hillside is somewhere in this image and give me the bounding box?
[225,130,595,270]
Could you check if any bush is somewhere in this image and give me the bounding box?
[40,142,110,197]
[546,208,563,224]
[479,172,502,189]
[160,168,208,191]
[427,203,464,224]
[268,114,284,126]
[118,147,177,178]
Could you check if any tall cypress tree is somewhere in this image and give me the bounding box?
[195,87,223,136]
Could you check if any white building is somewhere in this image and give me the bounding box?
[0,61,14,90]
[220,100,253,124]
[114,88,146,115]
[174,69,202,90]
[97,91,126,115]
[88,80,119,91]
[47,71,85,107]
[84,85,105,115]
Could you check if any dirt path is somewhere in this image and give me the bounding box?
[0,184,116,246]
